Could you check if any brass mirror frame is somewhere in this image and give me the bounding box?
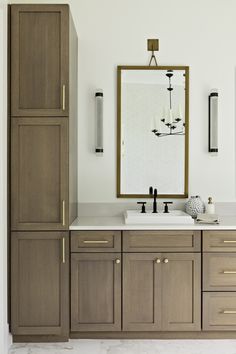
[117,65,189,199]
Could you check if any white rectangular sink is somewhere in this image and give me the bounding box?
[124,210,194,225]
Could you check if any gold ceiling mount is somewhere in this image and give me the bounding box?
[147,39,159,66]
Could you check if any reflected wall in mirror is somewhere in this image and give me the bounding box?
[117,66,189,198]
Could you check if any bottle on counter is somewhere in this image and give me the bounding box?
[206,197,215,214]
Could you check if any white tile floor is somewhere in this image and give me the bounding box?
[8,340,236,354]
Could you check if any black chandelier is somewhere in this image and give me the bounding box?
[152,70,185,137]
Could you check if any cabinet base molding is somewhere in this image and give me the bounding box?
[13,335,69,343]
[69,331,236,340]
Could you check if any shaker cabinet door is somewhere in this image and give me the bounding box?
[11,118,68,230]
[11,232,69,336]
[162,253,201,331]
[123,253,162,331]
[71,253,121,332]
[11,4,69,116]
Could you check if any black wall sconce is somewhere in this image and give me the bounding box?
[209,90,218,153]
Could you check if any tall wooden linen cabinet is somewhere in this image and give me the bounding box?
[9,4,78,341]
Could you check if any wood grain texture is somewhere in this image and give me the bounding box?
[71,253,121,332]
[203,292,236,331]
[203,231,236,252]
[11,118,69,230]
[11,4,69,117]
[123,253,162,331]
[71,231,121,252]
[123,230,201,252]
[162,253,201,331]
[203,253,236,291]
[11,231,69,336]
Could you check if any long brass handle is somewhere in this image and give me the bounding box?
[223,310,236,314]
[83,240,109,244]
[223,240,236,243]
[62,237,65,263]
[223,271,236,274]
[62,200,65,226]
[62,85,66,111]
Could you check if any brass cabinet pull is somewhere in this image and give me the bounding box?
[62,84,66,110]
[83,240,109,244]
[223,240,236,243]
[163,258,169,264]
[223,310,236,314]
[62,200,66,226]
[155,258,161,264]
[115,259,121,264]
[62,237,66,264]
[223,270,236,274]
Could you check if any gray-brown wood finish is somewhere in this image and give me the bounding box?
[123,253,162,331]
[11,232,69,336]
[203,292,236,331]
[11,118,69,230]
[203,253,236,291]
[11,4,69,117]
[71,231,121,252]
[71,253,121,332]
[203,231,236,252]
[162,253,201,331]
[123,231,201,252]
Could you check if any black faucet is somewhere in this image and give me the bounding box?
[149,186,158,213]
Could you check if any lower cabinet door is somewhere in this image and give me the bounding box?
[71,253,121,331]
[11,231,69,336]
[162,253,201,331]
[123,253,162,331]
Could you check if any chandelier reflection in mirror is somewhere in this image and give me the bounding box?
[152,70,185,137]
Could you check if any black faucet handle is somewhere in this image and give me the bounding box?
[163,201,173,213]
[137,202,146,213]
[149,186,153,195]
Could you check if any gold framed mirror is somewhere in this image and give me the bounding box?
[117,66,189,198]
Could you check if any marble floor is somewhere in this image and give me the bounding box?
[8,340,236,354]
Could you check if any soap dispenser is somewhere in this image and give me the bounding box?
[206,197,215,214]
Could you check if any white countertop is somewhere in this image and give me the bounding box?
[70,215,236,231]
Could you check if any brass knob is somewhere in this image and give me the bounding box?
[163,258,169,264]
[115,259,121,264]
[155,258,161,264]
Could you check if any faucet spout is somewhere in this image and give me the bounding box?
[149,186,158,213]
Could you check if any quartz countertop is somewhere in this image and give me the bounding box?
[70,215,236,231]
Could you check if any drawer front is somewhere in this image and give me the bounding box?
[203,231,236,252]
[123,231,201,252]
[203,292,236,331]
[203,253,236,291]
[71,231,121,252]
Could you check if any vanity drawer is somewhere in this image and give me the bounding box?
[203,292,236,331]
[203,231,236,252]
[71,231,121,252]
[123,231,201,252]
[203,253,236,291]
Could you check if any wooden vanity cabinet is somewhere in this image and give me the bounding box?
[10,4,69,117]
[11,232,69,337]
[123,252,201,331]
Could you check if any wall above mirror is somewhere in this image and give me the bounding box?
[117,66,189,198]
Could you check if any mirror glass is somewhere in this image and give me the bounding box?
[117,66,189,198]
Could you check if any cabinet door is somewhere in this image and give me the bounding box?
[11,118,68,230]
[71,253,121,332]
[123,253,162,331]
[162,253,201,331]
[11,4,69,116]
[11,232,69,336]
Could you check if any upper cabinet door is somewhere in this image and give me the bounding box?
[11,117,68,230]
[162,253,201,331]
[11,5,69,117]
